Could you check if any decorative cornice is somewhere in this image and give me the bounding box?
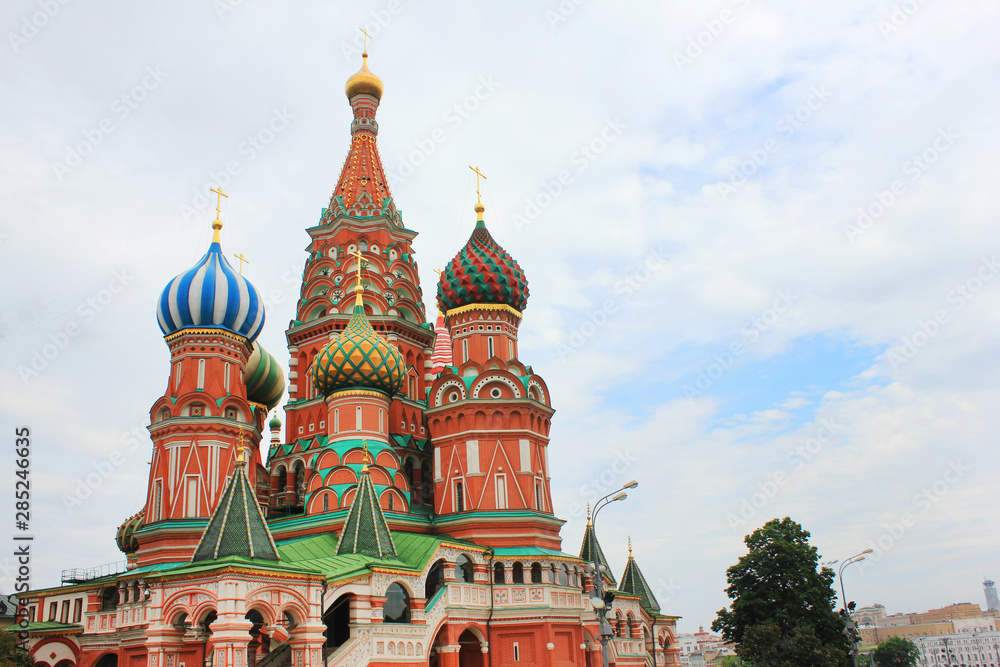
[164,328,250,344]
[445,303,522,319]
[326,388,390,401]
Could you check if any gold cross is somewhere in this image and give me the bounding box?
[362,439,371,472]
[210,186,228,220]
[469,165,487,204]
[233,253,250,275]
[360,27,372,53]
[433,268,443,276]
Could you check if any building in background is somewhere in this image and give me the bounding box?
[911,631,1000,666]
[856,602,1000,649]
[12,52,681,667]
[675,626,735,667]
[985,579,1000,613]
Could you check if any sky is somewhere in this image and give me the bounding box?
[1,0,999,634]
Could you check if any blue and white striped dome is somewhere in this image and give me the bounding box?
[157,237,265,341]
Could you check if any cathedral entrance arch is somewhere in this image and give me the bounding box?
[323,593,354,654]
[457,628,485,667]
[93,654,118,667]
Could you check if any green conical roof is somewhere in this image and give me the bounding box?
[192,455,279,562]
[337,451,396,559]
[580,519,616,587]
[620,545,659,612]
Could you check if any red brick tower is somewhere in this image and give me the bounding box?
[426,189,558,548]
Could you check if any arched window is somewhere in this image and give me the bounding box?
[455,481,464,512]
[531,562,543,584]
[426,560,446,601]
[387,494,394,511]
[462,339,469,363]
[512,562,524,584]
[550,563,557,584]
[626,613,635,638]
[559,564,569,586]
[455,554,473,583]
[323,494,329,512]
[488,336,494,358]
[383,583,410,623]
[494,562,505,584]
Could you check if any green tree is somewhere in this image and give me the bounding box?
[871,637,920,666]
[0,630,34,667]
[712,517,850,666]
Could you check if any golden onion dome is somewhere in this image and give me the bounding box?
[345,52,384,100]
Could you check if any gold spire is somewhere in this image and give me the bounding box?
[361,439,371,473]
[586,502,592,526]
[210,186,228,243]
[233,252,250,274]
[469,165,487,221]
[628,535,633,558]
[350,249,366,308]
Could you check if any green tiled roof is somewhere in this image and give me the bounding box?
[276,531,452,582]
[492,546,581,559]
[580,522,616,587]
[192,461,279,562]
[337,463,396,559]
[620,553,660,612]
[3,621,82,635]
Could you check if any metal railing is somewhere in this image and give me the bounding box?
[61,561,127,584]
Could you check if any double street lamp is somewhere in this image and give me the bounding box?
[585,480,638,667]
[838,549,873,667]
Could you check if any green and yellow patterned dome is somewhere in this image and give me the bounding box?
[312,287,405,397]
[245,341,285,409]
[115,509,145,554]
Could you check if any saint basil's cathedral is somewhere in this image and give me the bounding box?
[18,52,681,667]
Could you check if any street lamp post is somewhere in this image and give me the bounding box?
[838,549,873,667]
[585,481,638,667]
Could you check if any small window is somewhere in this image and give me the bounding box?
[383,583,410,624]
[513,642,520,662]
[60,600,69,623]
[512,562,524,584]
[455,481,464,512]
[531,562,542,584]
[387,494,394,511]
[225,407,237,420]
[462,339,469,363]
[494,562,505,584]
[535,483,543,511]
[73,598,82,623]
[48,602,56,621]
[488,337,494,358]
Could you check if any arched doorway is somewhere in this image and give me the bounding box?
[94,655,118,667]
[457,628,484,667]
[323,594,354,654]
[245,609,268,667]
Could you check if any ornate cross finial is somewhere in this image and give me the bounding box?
[469,165,487,204]
[210,186,228,243]
[628,535,633,558]
[359,27,372,55]
[361,439,371,472]
[350,249,366,307]
[233,252,250,275]
[235,427,246,467]
[586,502,592,526]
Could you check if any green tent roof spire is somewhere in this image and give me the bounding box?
[619,538,660,612]
[337,441,397,559]
[192,443,279,562]
[579,505,616,587]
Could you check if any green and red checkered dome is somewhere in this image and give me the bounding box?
[437,218,529,313]
[116,509,145,554]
